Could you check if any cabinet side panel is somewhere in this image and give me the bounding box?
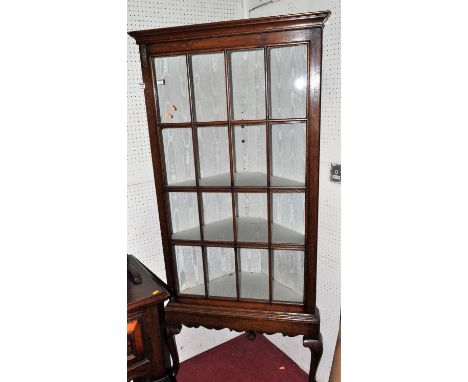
[304,27,323,314]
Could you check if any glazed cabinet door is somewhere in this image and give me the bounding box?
[152,43,309,307]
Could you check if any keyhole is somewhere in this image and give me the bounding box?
[241,139,245,143]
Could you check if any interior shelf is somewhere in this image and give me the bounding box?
[237,217,267,242]
[270,176,305,187]
[272,223,304,245]
[172,226,201,240]
[179,282,205,296]
[179,271,303,303]
[210,274,237,298]
[235,172,266,187]
[172,218,303,244]
[237,217,304,244]
[241,271,303,302]
[234,172,305,188]
[239,271,268,300]
[168,172,305,188]
[199,173,231,187]
[235,173,303,187]
[203,218,234,241]
[172,173,268,187]
[273,277,303,303]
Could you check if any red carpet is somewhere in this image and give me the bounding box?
[177,334,308,382]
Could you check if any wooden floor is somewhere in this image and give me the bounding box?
[177,333,308,382]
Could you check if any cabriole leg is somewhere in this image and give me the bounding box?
[303,334,323,382]
[165,323,182,377]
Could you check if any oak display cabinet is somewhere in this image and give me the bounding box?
[129,11,330,381]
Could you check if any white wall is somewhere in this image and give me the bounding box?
[128,1,340,379]
[127,0,244,362]
[247,1,341,381]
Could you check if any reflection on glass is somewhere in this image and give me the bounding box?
[269,45,307,119]
[270,123,306,186]
[230,49,266,120]
[233,124,267,186]
[239,248,269,300]
[272,193,305,245]
[202,193,233,241]
[191,53,227,122]
[236,193,268,243]
[273,250,304,303]
[175,246,204,295]
[207,247,236,298]
[168,192,200,240]
[162,128,196,186]
[154,55,191,123]
[197,126,230,186]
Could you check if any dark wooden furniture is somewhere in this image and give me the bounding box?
[127,255,177,382]
[129,12,330,381]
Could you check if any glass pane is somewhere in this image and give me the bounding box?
[273,250,304,303]
[239,248,269,300]
[207,247,236,298]
[154,55,191,123]
[269,45,307,119]
[271,123,306,186]
[230,49,266,120]
[202,193,233,241]
[236,193,267,243]
[175,246,204,295]
[191,53,227,122]
[272,193,305,245]
[197,126,230,186]
[168,192,200,240]
[233,124,266,186]
[162,128,196,186]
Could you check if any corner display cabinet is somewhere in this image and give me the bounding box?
[129,11,330,381]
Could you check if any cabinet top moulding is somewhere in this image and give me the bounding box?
[128,11,330,45]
